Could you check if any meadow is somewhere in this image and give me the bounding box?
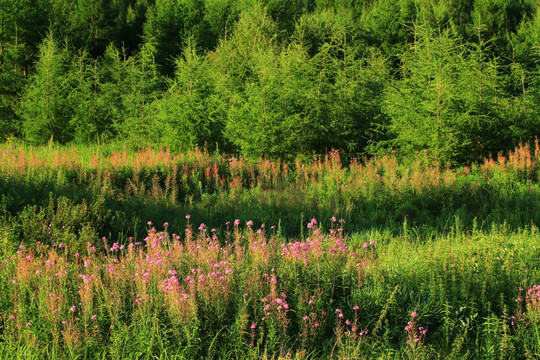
[1,141,540,359]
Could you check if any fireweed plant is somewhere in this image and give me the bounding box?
[1,219,540,358]
[1,141,540,247]
[1,142,540,357]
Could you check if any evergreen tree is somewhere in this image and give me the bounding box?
[150,38,224,151]
[19,32,73,144]
[115,40,165,147]
[143,0,207,75]
[199,0,240,51]
[0,0,51,69]
[66,50,114,143]
[384,24,510,164]
[357,0,417,65]
[99,44,125,133]
[511,2,540,70]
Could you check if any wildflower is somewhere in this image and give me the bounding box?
[70,306,77,313]
[147,221,153,226]
[185,214,191,219]
[353,305,359,310]
[251,323,257,329]
[91,314,97,320]
[369,240,375,246]
[411,311,418,318]
[26,322,32,327]
[10,315,15,320]
[247,220,254,227]
[363,242,369,248]
[234,219,240,226]
[163,222,169,228]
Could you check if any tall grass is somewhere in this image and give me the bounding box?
[1,221,539,358]
[1,141,539,251]
[1,141,540,358]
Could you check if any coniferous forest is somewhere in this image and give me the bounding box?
[3,1,540,359]
[0,0,538,163]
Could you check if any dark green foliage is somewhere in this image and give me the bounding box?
[67,50,116,143]
[384,24,514,164]
[113,40,165,147]
[149,38,226,151]
[0,41,26,140]
[19,33,73,144]
[0,0,538,164]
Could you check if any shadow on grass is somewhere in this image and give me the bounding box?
[2,172,540,251]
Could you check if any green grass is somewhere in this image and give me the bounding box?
[1,224,539,358]
[1,142,540,358]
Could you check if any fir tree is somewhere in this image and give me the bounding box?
[150,37,225,151]
[19,32,73,144]
[115,40,165,147]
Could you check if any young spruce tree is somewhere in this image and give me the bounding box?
[19,32,73,144]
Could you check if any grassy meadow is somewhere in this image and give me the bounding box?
[1,142,540,359]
